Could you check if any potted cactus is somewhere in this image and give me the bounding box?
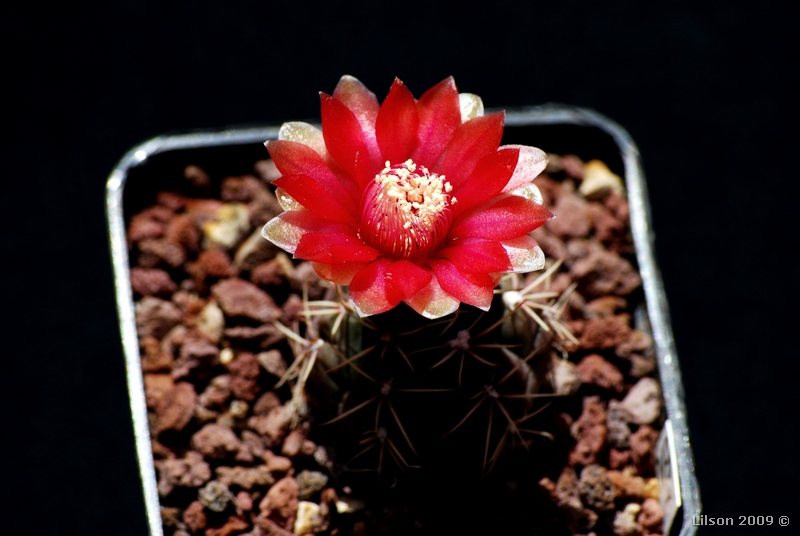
[107,76,700,535]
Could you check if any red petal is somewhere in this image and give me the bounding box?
[295,232,379,263]
[411,77,461,168]
[430,260,496,310]
[449,195,555,240]
[273,174,357,227]
[333,76,382,172]
[349,260,403,316]
[437,238,511,273]
[267,140,359,211]
[376,78,420,164]
[277,209,351,231]
[320,93,372,187]
[311,261,371,286]
[262,210,351,254]
[435,112,505,189]
[386,260,432,301]
[451,147,519,217]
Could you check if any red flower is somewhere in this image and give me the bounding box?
[262,76,553,319]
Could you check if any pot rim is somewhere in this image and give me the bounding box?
[106,105,700,536]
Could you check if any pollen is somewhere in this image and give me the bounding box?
[360,160,455,260]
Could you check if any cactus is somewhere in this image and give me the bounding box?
[261,76,578,479]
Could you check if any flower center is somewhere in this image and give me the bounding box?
[360,159,456,260]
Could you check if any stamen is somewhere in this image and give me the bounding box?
[360,160,456,260]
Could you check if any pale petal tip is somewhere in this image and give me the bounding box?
[503,242,546,273]
[459,93,485,122]
[261,217,299,254]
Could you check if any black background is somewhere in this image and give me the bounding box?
[3,1,797,534]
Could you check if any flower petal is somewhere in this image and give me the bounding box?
[267,140,360,206]
[509,183,544,205]
[348,259,403,317]
[274,187,304,212]
[320,92,372,187]
[295,232,379,263]
[333,75,382,172]
[261,211,350,254]
[376,78,420,164]
[429,260,496,311]
[278,121,327,157]
[312,261,371,286]
[458,93,484,122]
[404,272,461,319]
[449,195,555,240]
[451,147,519,217]
[386,259,432,301]
[500,235,545,272]
[434,112,505,189]
[273,174,357,226]
[500,145,548,192]
[437,238,512,273]
[412,77,461,167]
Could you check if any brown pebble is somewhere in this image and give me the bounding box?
[129,212,166,243]
[630,425,659,476]
[609,448,632,470]
[184,165,211,189]
[155,382,197,433]
[257,351,288,379]
[236,491,254,512]
[567,238,641,298]
[253,392,282,416]
[131,267,177,298]
[156,451,211,496]
[569,395,608,465]
[216,465,275,490]
[638,498,664,532]
[140,335,174,372]
[165,213,201,253]
[607,470,646,500]
[205,515,250,536]
[138,237,186,268]
[192,424,243,460]
[282,429,306,458]
[262,450,293,474]
[584,296,627,319]
[136,296,182,340]
[580,315,632,350]
[198,375,231,409]
[547,191,592,239]
[255,516,294,536]
[577,354,624,392]
[182,500,207,533]
[248,405,293,447]
[228,352,262,402]
[211,278,281,323]
[197,248,234,278]
[258,476,299,530]
[300,439,317,457]
[143,373,175,409]
[251,258,290,287]
[221,175,269,203]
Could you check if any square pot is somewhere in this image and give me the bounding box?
[107,105,701,536]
